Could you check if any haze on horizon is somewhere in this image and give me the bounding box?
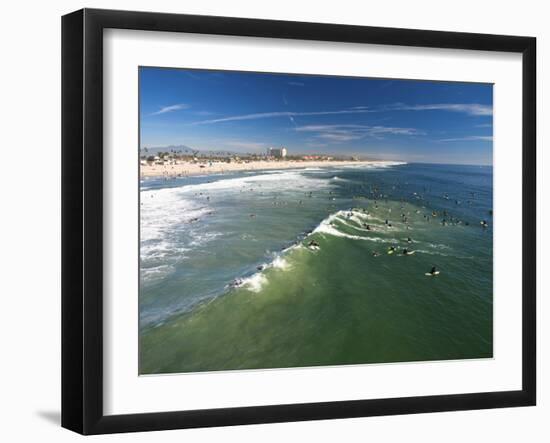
[139,67,493,165]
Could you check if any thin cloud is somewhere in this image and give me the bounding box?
[191,102,492,125]
[439,136,493,142]
[151,103,190,116]
[367,125,422,136]
[191,108,372,125]
[387,103,493,116]
[296,124,422,142]
[317,133,362,142]
[288,81,305,87]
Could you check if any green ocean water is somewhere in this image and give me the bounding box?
[139,163,493,374]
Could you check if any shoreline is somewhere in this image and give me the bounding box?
[140,160,404,179]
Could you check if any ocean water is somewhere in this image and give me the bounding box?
[139,163,493,374]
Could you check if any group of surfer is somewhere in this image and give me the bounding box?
[345,179,492,231]
[376,244,415,256]
[202,174,492,288]
[306,190,456,275]
[373,241,438,276]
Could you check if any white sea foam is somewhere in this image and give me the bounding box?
[163,170,335,196]
[282,243,303,253]
[140,187,211,244]
[140,264,176,282]
[233,245,296,294]
[340,161,407,169]
[272,256,290,270]
[312,209,454,252]
[415,249,450,257]
[415,249,473,259]
[337,218,386,233]
[261,169,291,174]
[188,231,223,247]
[309,209,398,244]
[140,239,189,260]
[140,185,221,284]
[427,243,451,250]
[347,213,370,224]
[240,273,268,293]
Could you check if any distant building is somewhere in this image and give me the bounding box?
[267,147,287,158]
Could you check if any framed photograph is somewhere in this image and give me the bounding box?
[62,8,536,435]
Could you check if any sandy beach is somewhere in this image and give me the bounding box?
[140,159,397,178]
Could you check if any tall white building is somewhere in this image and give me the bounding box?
[267,147,288,158]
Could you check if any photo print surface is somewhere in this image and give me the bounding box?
[138,67,493,375]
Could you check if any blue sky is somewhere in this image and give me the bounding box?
[139,67,493,165]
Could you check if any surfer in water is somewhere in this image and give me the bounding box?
[426,266,440,276]
[308,240,320,249]
[230,278,243,288]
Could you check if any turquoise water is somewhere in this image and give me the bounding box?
[139,163,493,374]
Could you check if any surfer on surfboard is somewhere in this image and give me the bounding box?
[425,266,440,276]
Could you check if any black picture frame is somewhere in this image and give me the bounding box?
[62,8,536,435]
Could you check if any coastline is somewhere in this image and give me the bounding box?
[140,159,404,179]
